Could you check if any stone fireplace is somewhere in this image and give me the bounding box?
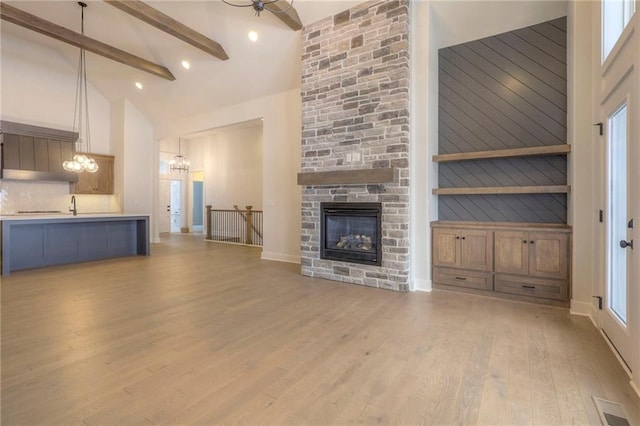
[299,1,410,291]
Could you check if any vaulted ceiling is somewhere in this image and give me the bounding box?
[1,1,359,126]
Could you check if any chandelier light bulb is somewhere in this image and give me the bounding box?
[85,158,99,173]
[248,31,258,42]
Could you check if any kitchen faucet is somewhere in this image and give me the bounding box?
[70,195,77,216]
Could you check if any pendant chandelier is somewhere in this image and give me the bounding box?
[221,0,294,17]
[170,138,189,173]
[63,1,98,174]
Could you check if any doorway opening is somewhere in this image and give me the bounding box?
[170,180,182,233]
[159,178,183,234]
[193,180,204,233]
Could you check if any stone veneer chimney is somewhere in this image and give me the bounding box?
[300,1,410,291]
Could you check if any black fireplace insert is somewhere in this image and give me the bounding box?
[320,202,382,266]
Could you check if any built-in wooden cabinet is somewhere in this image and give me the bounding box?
[432,227,493,271]
[432,222,571,306]
[432,227,493,292]
[71,153,114,194]
[495,231,569,279]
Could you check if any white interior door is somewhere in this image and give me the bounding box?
[170,180,182,233]
[601,74,636,371]
[159,179,171,234]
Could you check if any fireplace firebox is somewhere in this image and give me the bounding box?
[320,203,382,266]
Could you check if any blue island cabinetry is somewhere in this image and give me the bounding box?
[1,215,149,276]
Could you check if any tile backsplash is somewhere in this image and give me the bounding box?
[0,180,120,215]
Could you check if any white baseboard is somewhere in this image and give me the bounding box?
[570,300,593,317]
[570,300,599,328]
[589,304,600,328]
[411,278,432,292]
[261,252,301,264]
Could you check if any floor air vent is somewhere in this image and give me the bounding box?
[593,396,631,426]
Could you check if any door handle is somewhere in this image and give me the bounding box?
[620,240,633,249]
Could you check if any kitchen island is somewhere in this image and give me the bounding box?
[1,214,149,276]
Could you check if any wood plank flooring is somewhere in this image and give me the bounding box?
[2,233,639,425]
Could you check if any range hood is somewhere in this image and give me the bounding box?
[1,121,79,183]
[1,169,78,183]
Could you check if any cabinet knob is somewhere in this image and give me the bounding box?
[456,236,460,239]
[461,236,466,240]
[523,240,528,243]
[530,241,534,244]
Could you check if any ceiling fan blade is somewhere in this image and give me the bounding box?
[266,0,301,30]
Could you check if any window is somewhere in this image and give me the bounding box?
[602,0,636,61]
[607,102,628,324]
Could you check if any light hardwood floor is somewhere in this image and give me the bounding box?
[2,233,639,425]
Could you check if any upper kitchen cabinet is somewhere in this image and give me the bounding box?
[71,153,114,195]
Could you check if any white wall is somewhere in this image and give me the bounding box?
[430,1,568,49]
[122,100,154,216]
[188,124,263,211]
[410,1,437,291]
[156,89,301,263]
[567,1,597,316]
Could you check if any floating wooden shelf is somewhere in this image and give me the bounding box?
[432,144,571,163]
[432,185,571,195]
[297,168,395,186]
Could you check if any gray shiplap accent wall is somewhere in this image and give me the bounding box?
[438,17,567,223]
[439,194,567,223]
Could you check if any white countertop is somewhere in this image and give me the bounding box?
[0,213,149,221]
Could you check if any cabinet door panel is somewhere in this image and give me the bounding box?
[48,140,63,174]
[95,156,114,194]
[461,229,493,271]
[529,232,568,279]
[494,231,528,275]
[18,136,35,170]
[60,142,73,172]
[2,134,21,169]
[34,138,49,171]
[73,170,96,193]
[432,228,460,268]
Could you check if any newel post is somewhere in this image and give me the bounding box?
[245,205,253,245]
[206,205,212,240]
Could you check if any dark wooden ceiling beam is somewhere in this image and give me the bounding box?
[269,1,303,31]
[0,2,175,81]
[104,0,229,61]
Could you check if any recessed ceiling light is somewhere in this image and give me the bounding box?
[181,60,191,69]
[135,82,143,90]
[248,31,258,42]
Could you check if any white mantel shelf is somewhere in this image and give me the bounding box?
[297,168,395,186]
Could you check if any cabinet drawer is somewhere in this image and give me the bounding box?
[494,274,568,301]
[433,267,493,291]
